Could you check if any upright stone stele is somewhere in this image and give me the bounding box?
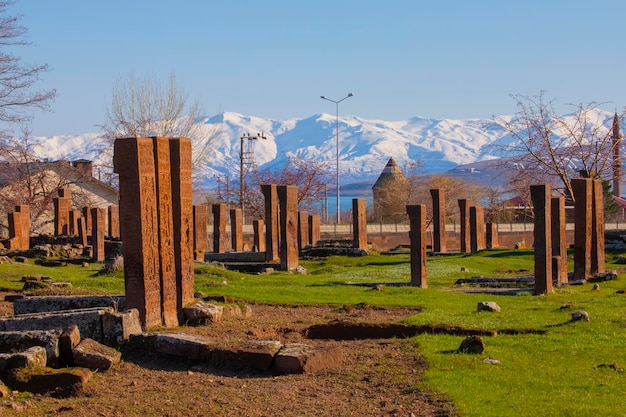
[261,184,279,262]
[53,193,71,236]
[91,207,106,263]
[530,184,552,294]
[430,189,446,253]
[277,185,298,271]
[591,179,605,275]
[152,137,178,327]
[169,137,195,320]
[7,210,22,250]
[571,178,592,280]
[15,205,29,250]
[108,205,120,239]
[485,222,498,249]
[212,203,228,254]
[297,211,309,251]
[352,198,367,250]
[82,206,94,236]
[69,209,81,236]
[193,204,209,253]
[77,217,88,248]
[469,206,485,253]
[309,214,320,247]
[551,196,568,285]
[230,208,244,252]
[406,205,427,288]
[253,219,265,252]
[113,137,162,329]
[458,199,473,253]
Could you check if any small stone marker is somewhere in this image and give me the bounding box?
[458,335,485,354]
[571,311,590,322]
[477,301,501,312]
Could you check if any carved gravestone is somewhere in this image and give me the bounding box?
[352,198,367,250]
[486,222,498,249]
[261,184,279,262]
[277,185,298,271]
[458,199,473,253]
[591,179,605,275]
[253,219,265,252]
[15,205,29,250]
[230,208,243,252]
[54,191,71,236]
[108,205,120,239]
[469,206,485,253]
[69,209,81,236]
[309,214,320,247]
[531,184,552,294]
[82,206,94,236]
[298,210,309,251]
[91,207,106,262]
[571,178,592,280]
[551,196,568,285]
[430,189,446,253]
[212,203,228,254]
[193,205,209,253]
[406,204,427,288]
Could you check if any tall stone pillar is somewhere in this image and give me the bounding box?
[309,214,320,247]
[212,203,228,254]
[152,137,178,327]
[531,184,552,294]
[82,206,94,236]
[77,217,88,247]
[69,210,81,236]
[253,219,265,252]
[193,205,209,253]
[469,206,485,253]
[7,211,22,250]
[108,205,120,239]
[458,199,473,253]
[352,198,367,250]
[91,207,106,263]
[15,205,29,250]
[430,189,446,253]
[54,194,71,236]
[591,179,605,275]
[551,196,568,285]
[485,223,498,249]
[571,178,592,280]
[169,137,195,319]
[277,185,298,271]
[113,137,162,329]
[261,184,279,262]
[230,208,243,252]
[298,211,309,251]
[406,205,427,288]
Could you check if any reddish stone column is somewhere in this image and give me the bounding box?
[469,206,485,253]
[230,208,243,252]
[591,179,605,275]
[277,185,298,271]
[531,184,553,294]
[91,207,106,262]
[253,219,265,252]
[458,199,473,253]
[108,205,120,239]
[169,138,195,319]
[77,217,88,247]
[571,178,592,280]
[309,214,320,247]
[406,205,427,288]
[14,205,29,250]
[193,205,209,253]
[298,210,309,251]
[430,189,446,253]
[7,211,22,250]
[153,137,178,328]
[113,137,162,329]
[261,184,279,262]
[486,223,498,249]
[212,203,228,253]
[82,206,94,236]
[551,196,568,285]
[54,196,71,236]
[352,198,367,250]
[69,210,81,236]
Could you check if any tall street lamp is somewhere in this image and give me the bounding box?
[320,92,354,224]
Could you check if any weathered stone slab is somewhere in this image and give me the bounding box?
[72,338,121,370]
[6,366,92,397]
[470,206,485,252]
[212,203,228,254]
[13,295,125,315]
[153,332,214,361]
[430,189,446,253]
[182,301,223,325]
[531,184,552,295]
[309,214,320,247]
[298,210,309,251]
[230,208,244,252]
[108,205,120,239]
[102,308,142,346]
[261,184,279,262]
[278,185,298,271]
[59,325,80,366]
[0,307,113,341]
[352,198,367,250]
[406,204,427,288]
[572,178,592,280]
[458,199,473,253]
[0,330,60,366]
[211,340,282,371]
[273,343,343,374]
[193,204,209,252]
[253,219,265,252]
[91,207,106,262]
[2,346,47,375]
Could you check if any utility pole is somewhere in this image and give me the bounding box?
[239,132,266,222]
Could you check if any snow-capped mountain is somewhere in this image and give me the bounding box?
[25,109,617,189]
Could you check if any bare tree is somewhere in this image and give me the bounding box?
[100,71,220,182]
[0,1,56,129]
[493,92,622,203]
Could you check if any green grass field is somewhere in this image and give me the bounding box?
[1,249,625,416]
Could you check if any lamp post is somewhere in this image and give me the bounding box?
[320,92,353,224]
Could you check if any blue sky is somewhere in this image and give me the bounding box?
[12,0,626,135]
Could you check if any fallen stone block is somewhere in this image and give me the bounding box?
[458,335,485,354]
[477,301,501,312]
[6,366,92,397]
[0,330,61,366]
[273,343,343,374]
[72,338,121,371]
[154,333,214,361]
[183,301,223,325]
[59,325,81,366]
[2,346,47,377]
[102,308,142,346]
[211,340,282,371]
[13,295,126,315]
[0,307,113,341]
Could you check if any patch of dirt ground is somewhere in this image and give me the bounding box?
[0,293,456,416]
